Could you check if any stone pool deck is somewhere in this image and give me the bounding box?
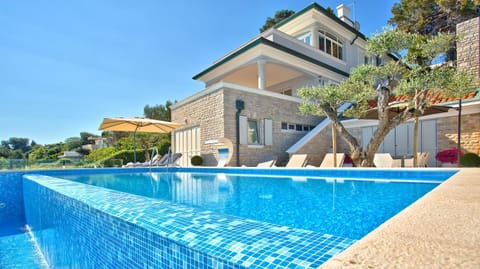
[320,168,480,269]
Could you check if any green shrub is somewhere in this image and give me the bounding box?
[97,149,145,167]
[191,155,203,166]
[460,152,480,167]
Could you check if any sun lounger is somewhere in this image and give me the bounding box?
[373,153,401,168]
[256,159,276,167]
[286,154,308,168]
[150,154,168,166]
[320,153,346,167]
[157,153,182,166]
[403,152,432,167]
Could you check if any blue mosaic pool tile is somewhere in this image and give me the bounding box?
[172,166,457,181]
[23,174,357,268]
[0,223,48,269]
[0,172,26,225]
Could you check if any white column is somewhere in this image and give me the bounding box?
[257,60,266,90]
[311,29,319,49]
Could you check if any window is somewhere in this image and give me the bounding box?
[240,117,272,146]
[281,122,314,132]
[318,30,343,60]
[297,32,312,45]
[365,56,383,66]
[247,120,260,145]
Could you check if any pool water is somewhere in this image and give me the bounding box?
[0,223,48,269]
[63,172,438,239]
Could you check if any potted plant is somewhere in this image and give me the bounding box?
[191,155,203,166]
[435,148,463,167]
[459,152,480,167]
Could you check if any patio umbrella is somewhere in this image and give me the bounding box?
[361,102,452,166]
[98,117,181,162]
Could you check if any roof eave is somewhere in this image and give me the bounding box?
[273,3,366,41]
[192,37,349,81]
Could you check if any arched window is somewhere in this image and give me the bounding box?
[318,30,343,60]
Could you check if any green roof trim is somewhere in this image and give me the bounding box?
[273,3,366,41]
[192,37,349,80]
[193,38,263,80]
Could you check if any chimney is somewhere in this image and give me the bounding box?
[336,4,354,27]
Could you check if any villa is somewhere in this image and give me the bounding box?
[1,3,480,269]
[171,2,480,167]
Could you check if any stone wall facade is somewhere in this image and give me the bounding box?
[437,113,480,155]
[223,88,322,167]
[295,123,360,166]
[457,17,480,86]
[171,90,225,166]
[171,87,322,166]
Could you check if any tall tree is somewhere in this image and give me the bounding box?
[79,132,97,145]
[144,100,173,121]
[299,29,472,167]
[142,100,175,159]
[259,9,295,33]
[389,0,479,36]
[65,137,82,151]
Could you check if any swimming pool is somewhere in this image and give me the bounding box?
[62,171,439,239]
[1,167,457,268]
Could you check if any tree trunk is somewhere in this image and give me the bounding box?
[363,84,415,167]
[413,116,419,167]
[322,104,364,166]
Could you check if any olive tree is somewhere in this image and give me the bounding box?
[299,29,472,167]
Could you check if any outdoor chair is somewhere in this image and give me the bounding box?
[320,153,346,168]
[285,154,308,168]
[256,159,276,167]
[373,153,401,168]
[403,152,431,167]
[151,154,168,166]
[157,153,182,166]
[418,152,431,167]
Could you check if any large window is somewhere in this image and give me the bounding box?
[318,30,343,60]
[239,117,273,146]
[247,120,260,145]
[297,32,312,45]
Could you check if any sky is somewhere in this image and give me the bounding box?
[0,0,397,145]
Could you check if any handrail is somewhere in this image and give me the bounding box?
[149,147,159,172]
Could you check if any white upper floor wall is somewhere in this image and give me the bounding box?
[192,3,374,98]
[274,3,367,73]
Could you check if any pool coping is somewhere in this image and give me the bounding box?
[319,168,480,268]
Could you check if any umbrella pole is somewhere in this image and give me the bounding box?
[332,122,337,167]
[133,131,137,163]
[133,125,139,163]
[413,116,419,167]
[457,99,462,167]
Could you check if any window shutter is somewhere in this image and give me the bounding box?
[264,119,273,146]
[239,116,247,145]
